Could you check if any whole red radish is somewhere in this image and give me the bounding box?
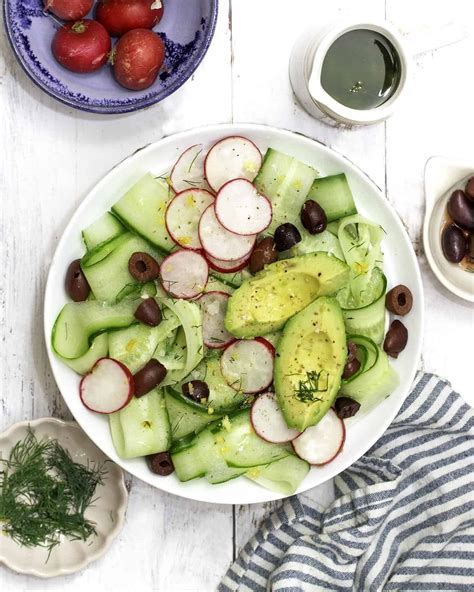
[113,29,165,90]
[95,0,164,37]
[44,0,93,21]
[52,20,111,73]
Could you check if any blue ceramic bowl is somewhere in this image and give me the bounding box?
[4,0,218,114]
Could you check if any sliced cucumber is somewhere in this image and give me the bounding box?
[171,409,288,482]
[254,148,318,234]
[206,357,247,412]
[327,219,343,236]
[213,410,290,468]
[307,173,357,221]
[81,233,162,303]
[108,308,180,373]
[52,298,138,359]
[337,269,387,344]
[340,338,399,409]
[82,213,125,251]
[291,229,345,261]
[111,174,174,253]
[246,454,309,495]
[154,327,186,371]
[81,233,130,267]
[109,388,170,459]
[205,275,235,295]
[210,269,251,289]
[158,297,204,386]
[57,333,108,375]
[165,389,221,441]
[338,215,384,300]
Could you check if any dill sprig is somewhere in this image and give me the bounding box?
[294,370,329,403]
[0,428,106,558]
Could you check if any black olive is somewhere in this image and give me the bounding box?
[148,452,174,476]
[134,298,162,326]
[447,190,474,231]
[65,259,91,302]
[335,397,361,419]
[300,200,327,234]
[134,360,167,397]
[249,237,278,274]
[346,341,358,363]
[464,177,474,200]
[467,233,474,263]
[342,358,361,379]
[182,380,209,403]
[383,320,408,358]
[128,252,160,282]
[274,223,301,252]
[442,224,467,263]
[385,285,413,316]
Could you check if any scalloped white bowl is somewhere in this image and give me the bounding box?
[0,418,127,578]
[44,124,424,505]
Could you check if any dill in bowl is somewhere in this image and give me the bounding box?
[0,428,106,556]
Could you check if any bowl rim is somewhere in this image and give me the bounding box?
[2,0,219,114]
[44,122,424,504]
[0,417,128,578]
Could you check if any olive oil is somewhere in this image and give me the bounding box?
[321,29,401,110]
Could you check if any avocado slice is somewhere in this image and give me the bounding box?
[274,297,347,431]
[224,253,349,338]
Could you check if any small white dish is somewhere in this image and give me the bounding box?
[423,156,474,303]
[0,418,128,578]
[44,123,424,505]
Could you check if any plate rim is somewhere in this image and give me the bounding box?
[3,0,219,114]
[44,122,424,504]
[0,417,128,578]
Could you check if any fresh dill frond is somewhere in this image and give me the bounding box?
[0,428,106,558]
[294,370,329,403]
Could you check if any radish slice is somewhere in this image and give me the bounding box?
[220,339,274,393]
[199,291,235,349]
[205,136,262,192]
[80,358,134,414]
[199,205,256,262]
[160,250,209,299]
[251,392,300,443]
[170,144,211,193]
[166,189,215,250]
[206,253,249,273]
[215,179,272,236]
[292,409,345,466]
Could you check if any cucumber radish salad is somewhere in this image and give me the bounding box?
[51,136,414,495]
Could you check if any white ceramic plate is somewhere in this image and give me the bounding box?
[423,156,474,302]
[44,124,424,505]
[0,418,127,578]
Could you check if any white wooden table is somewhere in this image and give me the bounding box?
[1,1,472,590]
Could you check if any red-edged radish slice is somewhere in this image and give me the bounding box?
[80,358,134,414]
[292,409,345,465]
[205,136,262,192]
[220,339,274,393]
[165,189,215,250]
[199,291,235,349]
[199,205,256,262]
[170,144,211,193]
[215,179,272,236]
[160,250,209,299]
[251,392,301,443]
[206,253,249,273]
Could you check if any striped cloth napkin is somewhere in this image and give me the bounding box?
[220,373,474,591]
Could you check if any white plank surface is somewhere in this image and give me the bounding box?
[1,1,472,590]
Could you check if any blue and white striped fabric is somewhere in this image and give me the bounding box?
[220,373,474,591]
